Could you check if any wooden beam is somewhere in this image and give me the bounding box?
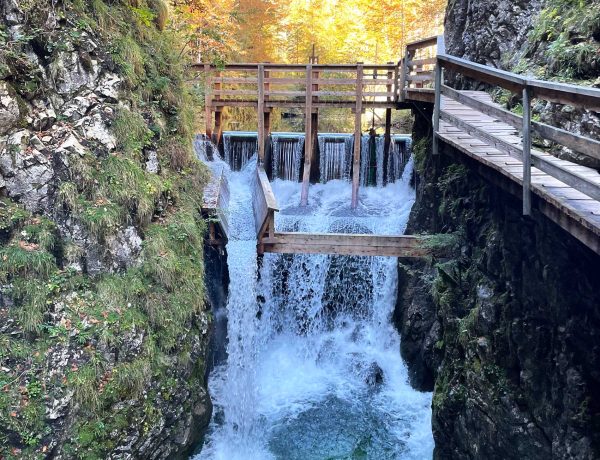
[439,110,600,201]
[257,64,265,163]
[384,63,393,182]
[204,64,212,139]
[300,65,313,206]
[523,86,532,215]
[441,85,600,160]
[351,64,364,209]
[260,232,439,257]
[433,64,442,155]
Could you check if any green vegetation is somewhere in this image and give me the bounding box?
[0,0,211,458]
[527,0,600,80]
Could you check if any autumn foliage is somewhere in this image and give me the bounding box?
[171,0,446,64]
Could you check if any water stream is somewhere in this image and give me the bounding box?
[195,137,433,460]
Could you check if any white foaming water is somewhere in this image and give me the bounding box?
[197,153,433,460]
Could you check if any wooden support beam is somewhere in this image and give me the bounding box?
[439,110,600,201]
[433,64,442,155]
[204,64,212,139]
[523,86,532,215]
[399,51,411,102]
[383,62,393,183]
[300,64,313,206]
[311,67,320,183]
[351,64,364,209]
[257,64,265,163]
[260,232,441,257]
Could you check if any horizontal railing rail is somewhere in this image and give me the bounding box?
[433,48,600,215]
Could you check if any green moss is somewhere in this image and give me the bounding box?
[528,0,600,80]
[112,109,154,156]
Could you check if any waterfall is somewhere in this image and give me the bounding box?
[223,131,258,171]
[359,135,385,187]
[318,133,354,182]
[196,153,433,460]
[388,135,412,183]
[271,133,305,182]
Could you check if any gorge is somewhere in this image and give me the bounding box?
[1,0,599,459]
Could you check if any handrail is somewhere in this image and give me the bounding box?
[434,48,600,216]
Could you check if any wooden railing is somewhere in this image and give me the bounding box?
[202,167,230,242]
[433,52,600,215]
[196,62,399,110]
[253,166,278,241]
[397,36,443,102]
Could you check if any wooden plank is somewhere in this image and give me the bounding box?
[523,87,532,215]
[530,79,600,111]
[300,64,313,206]
[399,51,411,102]
[407,74,433,82]
[258,64,265,163]
[433,64,442,155]
[261,233,434,257]
[408,58,437,66]
[441,85,600,160]
[204,64,212,138]
[440,109,600,201]
[351,64,364,209]
[213,77,258,84]
[406,36,438,51]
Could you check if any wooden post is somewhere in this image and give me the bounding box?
[433,63,442,155]
[383,62,394,184]
[258,64,265,164]
[204,64,213,139]
[522,86,532,215]
[264,67,272,170]
[311,66,319,183]
[300,64,313,206]
[399,49,411,102]
[212,69,222,145]
[351,63,364,209]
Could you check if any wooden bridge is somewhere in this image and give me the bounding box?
[197,36,600,257]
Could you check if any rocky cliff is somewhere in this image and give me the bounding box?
[0,1,212,458]
[397,2,600,458]
[445,0,600,167]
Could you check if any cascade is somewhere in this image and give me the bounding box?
[271,132,305,181]
[195,147,434,459]
[223,131,258,171]
[318,133,354,182]
[388,135,412,183]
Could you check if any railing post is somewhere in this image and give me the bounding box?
[384,62,394,183]
[433,62,443,155]
[257,64,265,164]
[300,64,313,206]
[204,64,213,139]
[399,50,411,102]
[522,86,532,215]
[351,63,364,210]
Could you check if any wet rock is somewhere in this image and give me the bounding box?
[146,150,159,173]
[365,362,384,386]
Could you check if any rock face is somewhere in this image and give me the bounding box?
[445,0,542,68]
[0,1,213,459]
[399,117,600,460]
[444,0,600,167]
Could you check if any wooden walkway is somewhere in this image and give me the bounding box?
[438,92,600,253]
[199,35,600,257]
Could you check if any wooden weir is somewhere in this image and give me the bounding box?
[252,164,436,257]
[196,35,600,257]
